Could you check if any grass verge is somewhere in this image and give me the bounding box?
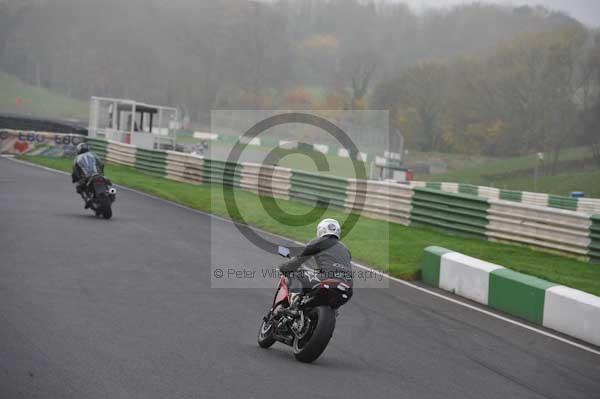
[420,147,600,197]
[0,71,88,120]
[176,138,370,178]
[21,155,600,296]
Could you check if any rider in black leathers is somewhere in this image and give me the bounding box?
[279,219,353,302]
[71,142,104,208]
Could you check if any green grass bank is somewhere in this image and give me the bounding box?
[0,72,88,121]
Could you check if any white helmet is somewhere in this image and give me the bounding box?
[317,218,341,239]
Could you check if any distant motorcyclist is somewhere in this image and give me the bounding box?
[279,218,353,306]
[71,142,104,208]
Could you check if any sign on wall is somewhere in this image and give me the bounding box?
[0,130,84,157]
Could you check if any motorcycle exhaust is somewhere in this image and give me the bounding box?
[108,187,117,195]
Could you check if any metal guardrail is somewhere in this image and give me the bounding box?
[589,216,600,263]
[486,200,592,256]
[410,188,490,238]
[289,171,348,209]
[5,131,599,263]
[412,180,600,215]
[241,163,292,200]
[90,137,600,263]
[345,179,413,225]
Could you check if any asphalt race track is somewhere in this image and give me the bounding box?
[1,156,599,399]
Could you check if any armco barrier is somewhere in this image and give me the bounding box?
[289,170,348,209]
[578,198,600,215]
[410,187,489,238]
[77,137,600,263]
[106,141,136,168]
[486,200,592,257]
[345,179,413,225]
[590,216,600,263]
[421,246,600,346]
[8,133,599,264]
[135,148,167,177]
[87,137,108,159]
[240,163,291,200]
[458,183,478,196]
[165,151,203,184]
[499,189,522,202]
[477,186,500,200]
[204,159,242,188]
[417,180,600,215]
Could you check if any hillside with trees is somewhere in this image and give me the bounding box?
[1,0,599,167]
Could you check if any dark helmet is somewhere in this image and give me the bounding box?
[76,142,89,155]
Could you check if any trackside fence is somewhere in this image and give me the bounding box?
[90,137,600,263]
[412,181,600,214]
[6,132,600,264]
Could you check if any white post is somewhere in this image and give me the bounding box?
[131,102,136,132]
[158,108,163,135]
[157,108,164,149]
[131,102,136,145]
[112,101,118,132]
[171,108,178,147]
[88,98,96,138]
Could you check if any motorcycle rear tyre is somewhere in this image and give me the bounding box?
[293,306,336,363]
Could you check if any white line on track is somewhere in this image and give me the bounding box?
[6,155,600,356]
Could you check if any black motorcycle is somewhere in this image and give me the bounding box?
[257,246,353,363]
[79,174,116,219]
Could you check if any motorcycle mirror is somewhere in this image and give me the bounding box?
[277,246,290,258]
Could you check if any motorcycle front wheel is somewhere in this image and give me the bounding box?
[257,316,276,348]
[293,306,336,363]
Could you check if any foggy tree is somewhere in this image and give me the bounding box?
[374,61,449,151]
[580,32,600,166]
[340,50,379,109]
[0,0,595,150]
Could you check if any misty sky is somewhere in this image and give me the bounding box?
[400,0,600,27]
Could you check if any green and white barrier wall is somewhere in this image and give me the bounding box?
[191,131,600,214]
[290,171,348,209]
[88,136,600,263]
[410,188,490,238]
[5,131,600,264]
[345,179,414,225]
[422,246,600,347]
[413,181,600,215]
[240,163,291,200]
[486,199,592,257]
